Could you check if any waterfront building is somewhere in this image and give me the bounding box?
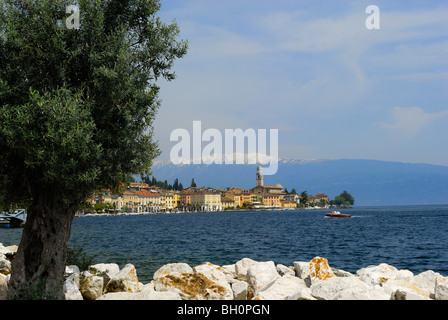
[190,191,222,211]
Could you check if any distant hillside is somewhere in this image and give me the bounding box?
[148,159,448,206]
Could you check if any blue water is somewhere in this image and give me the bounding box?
[1,205,447,283]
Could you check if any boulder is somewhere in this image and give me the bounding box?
[356,263,413,286]
[309,257,335,283]
[254,275,315,300]
[390,288,431,300]
[332,285,389,300]
[79,271,104,300]
[435,276,448,300]
[155,272,231,300]
[65,265,80,287]
[153,263,193,280]
[411,270,442,299]
[246,261,280,300]
[89,263,120,291]
[105,264,139,293]
[0,244,18,257]
[310,276,370,300]
[0,273,8,300]
[235,257,258,281]
[193,262,233,300]
[0,256,11,275]
[231,280,248,300]
[276,264,295,277]
[98,290,181,300]
[221,264,237,281]
[293,261,310,279]
[63,278,83,300]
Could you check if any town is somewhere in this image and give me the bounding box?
[83,166,337,215]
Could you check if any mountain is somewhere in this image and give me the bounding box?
[148,159,448,206]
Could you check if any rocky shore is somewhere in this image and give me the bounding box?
[1,243,447,300]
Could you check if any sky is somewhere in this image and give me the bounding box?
[153,0,448,166]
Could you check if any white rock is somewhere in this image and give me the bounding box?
[0,273,8,300]
[231,280,248,300]
[310,276,370,300]
[235,258,258,281]
[293,261,310,279]
[276,264,295,277]
[155,272,231,300]
[356,263,413,286]
[435,276,448,300]
[221,264,237,281]
[105,263,139,293]
[193,262,233,300]
[332,285,389,300]
[79,271,104,300]
[65,265,80,287]
[390,288,431,300]
[0,244,18,256]
[153,263,193,280]
[0,256,11,275]
[89,263,120,291]
[411,270,441,298]
[63,278,84,300]
[246,261,280,299]
[97,290,181,300]
[254,275,315,300]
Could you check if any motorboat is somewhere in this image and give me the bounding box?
[325,211,351,218]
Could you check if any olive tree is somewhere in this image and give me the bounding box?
[0,0,187,298]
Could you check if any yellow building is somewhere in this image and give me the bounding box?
[262,194,281,208]
[190,191,222,211]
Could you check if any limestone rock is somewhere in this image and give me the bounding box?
[309,257,335,283]
[356,263,413,286]
[293,261,310,279]
[0,273,8,300]
[390,288,431,300]
[153,263,193,280]
[254,275,315,300]
[411,270,442,298]
[98,290,181,300]
[276,264,295,277]
[105,263,139,293]
[235,257,258,281]
[89,263,120,291]
[79,271,104,300]
[221,264,237,281]
[246,261,280,300]
[155,272,230,300]
[310,276,369,300]
[435,276,448,300]
[0,256,11,275]
[0,244,18,257]
[63,278,83,300]
[193,262,233,300]
[332,285,389,300]
[231,280,248,300]
[65,265,80,287]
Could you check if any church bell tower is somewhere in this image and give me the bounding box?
[256,166,264,187]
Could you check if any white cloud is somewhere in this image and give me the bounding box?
[380,106,448,138]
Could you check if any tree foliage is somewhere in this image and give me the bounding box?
[0,0,187,298]
[0,0,187,205]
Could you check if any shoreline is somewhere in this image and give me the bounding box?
[1,243,447,300]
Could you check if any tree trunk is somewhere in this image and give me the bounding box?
[8,189,77,299]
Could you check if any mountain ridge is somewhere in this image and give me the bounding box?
[148,158,448,206]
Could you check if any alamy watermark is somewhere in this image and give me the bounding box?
[63,4,380,31]
[65,5,80,30]
[170,121,279,175]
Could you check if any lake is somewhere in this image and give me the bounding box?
[1,205,447,283]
